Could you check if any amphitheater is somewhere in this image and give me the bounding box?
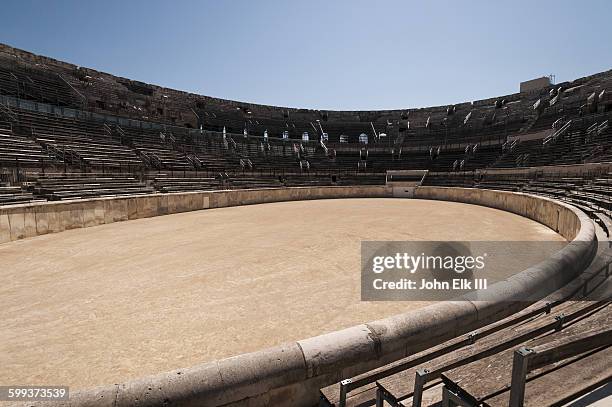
[0,42,610,407]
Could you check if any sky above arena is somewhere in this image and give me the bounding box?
[1,0,611,110]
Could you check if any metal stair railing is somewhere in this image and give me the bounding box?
[0,100,17,122]
[103,123,113,137]
[57,73,86,107]
[186,154,203,169]
[543,120,572,146]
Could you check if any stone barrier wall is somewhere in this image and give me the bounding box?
[413,187,582,240]
[3,186,597,407]
[0,186,391,244]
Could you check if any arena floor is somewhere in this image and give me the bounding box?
[0,198,566,390]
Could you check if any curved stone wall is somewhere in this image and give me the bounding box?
[2,186,597,407]
[0,186,391,244]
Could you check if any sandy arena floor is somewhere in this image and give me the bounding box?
[0,198,565,389]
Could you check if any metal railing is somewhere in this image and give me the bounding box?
[0,100,17,122]
[543,120,572,146]
[507,327,610,407]
[57,73,86,107]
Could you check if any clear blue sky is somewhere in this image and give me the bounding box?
[1,0,611,110]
